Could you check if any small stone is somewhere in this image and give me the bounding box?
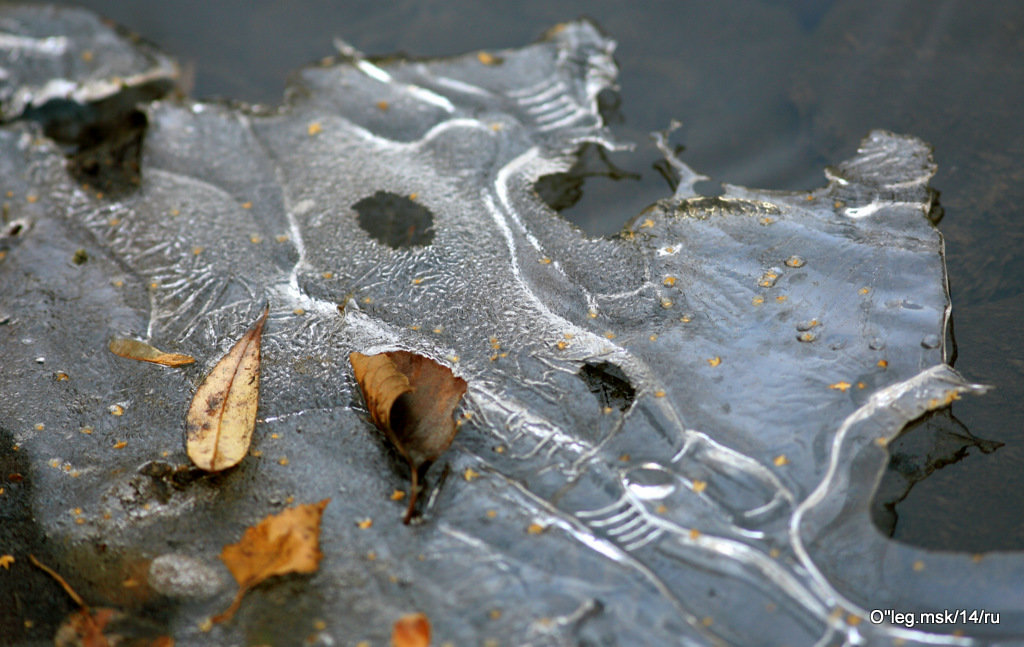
[149,554,226,599]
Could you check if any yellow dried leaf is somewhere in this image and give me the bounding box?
[392,613,431,647]
[350,351,467,523]
[109,338,195,367]
[214,499,330,624]
[186,308,268,472]
[0,554,13,569]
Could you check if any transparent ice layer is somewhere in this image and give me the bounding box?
[1,6,1020,645]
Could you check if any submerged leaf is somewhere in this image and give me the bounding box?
[54,609,172,647]
[214,499,330,624]
[109,338,195,367]
[186,308,268,472]
[31,554,170,647]
[391,612,431,647]
[350,351,467,522]
[54,608,114,647]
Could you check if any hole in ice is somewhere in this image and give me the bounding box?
[870,408,1003,549]
[534,143,640,237]
[2,220,29,240]
[64,108,149,196]
[577,361,636,412]
[595,88,624,127]
[352,191,435,249]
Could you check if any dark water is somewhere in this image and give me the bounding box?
[40,0,1024,552]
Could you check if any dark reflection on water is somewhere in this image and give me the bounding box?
[47,0,1024,552]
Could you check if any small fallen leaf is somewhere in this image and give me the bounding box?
[186,308,268,472]
[109,338,195,367]
[350,351,468,523]
[0,554,13,569]
[54,607,115,647]
[30,554,170,647]
[392,613,431,647]
[214,499,330,624]
[476,51,498,65]
[55,608,173,647]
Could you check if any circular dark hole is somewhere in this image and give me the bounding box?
[352,191,435,249]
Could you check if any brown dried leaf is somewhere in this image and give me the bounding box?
[54,608,172,647]
[391,612,431,647]
[54,607,115,647]
[214,499,330,623]
[108,338,195,367]
[350,351,467,522]
[29,555,135,647]
[186,307,268,472]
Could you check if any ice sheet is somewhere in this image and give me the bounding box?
[1,7,1020,645]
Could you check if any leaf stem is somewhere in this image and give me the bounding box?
[403,466,419,524]
[28,554,87,609]
[212,585,249,624]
